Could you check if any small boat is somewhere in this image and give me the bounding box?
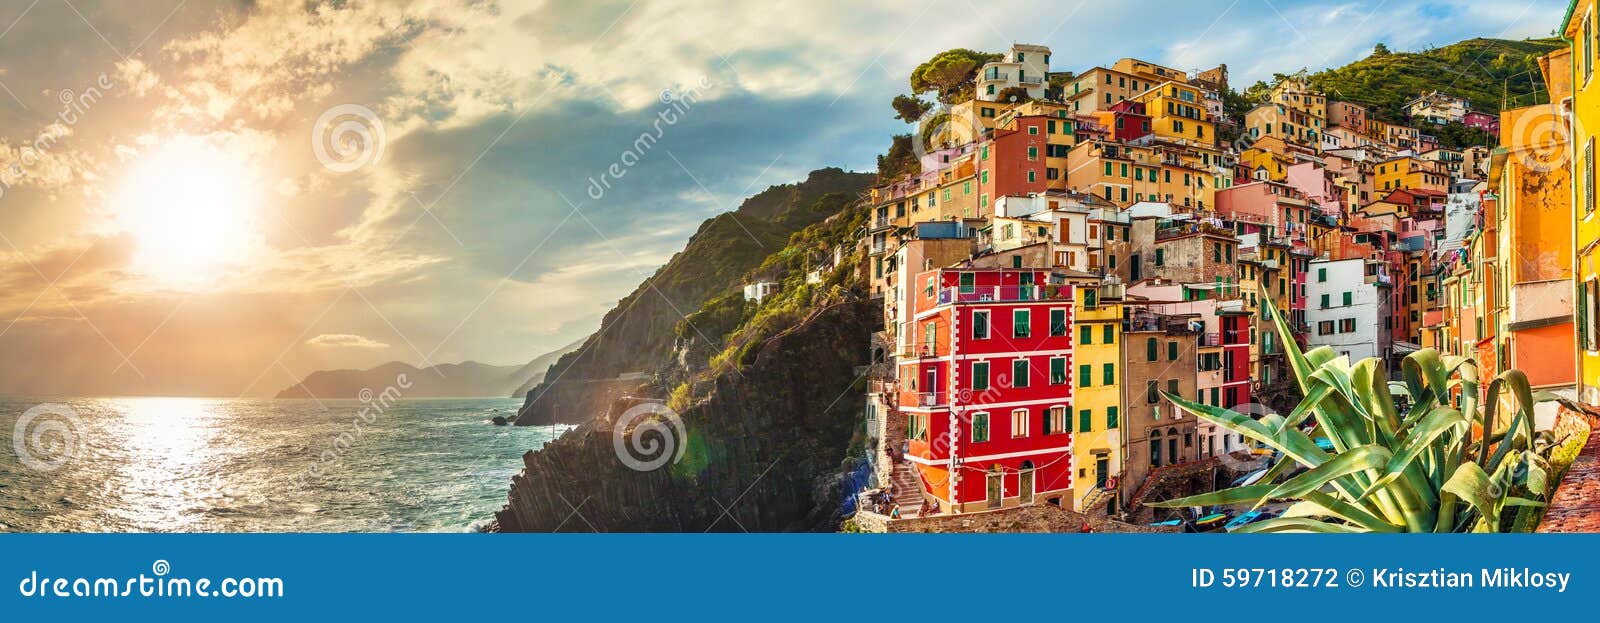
[1148,518,1183,527]
[1225,509,1279,532]
[1194,513,1229,532]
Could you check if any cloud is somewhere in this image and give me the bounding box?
[306,333,390,349]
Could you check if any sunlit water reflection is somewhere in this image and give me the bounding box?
[0,397,566,532]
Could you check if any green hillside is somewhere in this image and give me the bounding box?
[1303,37,1563,121]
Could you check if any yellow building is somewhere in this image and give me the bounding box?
[1246,103,1322,148]
[1065,139,1217,209]
[1133,81,1216,146]
[1564,0,1600,405]
[1064,58,1187,114]
[1069,280,1123,510]
[1375,156,1450,193]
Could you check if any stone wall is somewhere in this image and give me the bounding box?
[852,503,1177,533]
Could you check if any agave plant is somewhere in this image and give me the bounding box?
[1150,300,1556,533]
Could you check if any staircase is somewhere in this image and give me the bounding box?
[1077,485,1117,518]
[887,458,929,517]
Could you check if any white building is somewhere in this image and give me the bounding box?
[1439,181,1483,257]
[1305,258,1393,362]
[975,44,1051,102]
[742,281,778,303]
[1405,91,1468,125]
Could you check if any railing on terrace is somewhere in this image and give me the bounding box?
[937,285,1069,305]
[1199,333,1221,347]
[917,392,946,408]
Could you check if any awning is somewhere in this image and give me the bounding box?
[1392,340,1422,354]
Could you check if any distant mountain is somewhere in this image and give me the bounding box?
[276,339,585,399]
[275,361,522,399]
[505,338,586,398]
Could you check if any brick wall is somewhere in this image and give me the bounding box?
[852,503,1176,533]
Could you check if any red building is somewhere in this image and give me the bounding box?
[1463,110,1499,136]
[1219,311,1252,407]
[899,267,1076,513]
[1105,100,1151,142]
[977,117,1051,217]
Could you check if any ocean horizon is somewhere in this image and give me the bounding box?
[0,396,567,533]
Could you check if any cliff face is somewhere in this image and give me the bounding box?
[495,299,874,532]
[514,167,872,426]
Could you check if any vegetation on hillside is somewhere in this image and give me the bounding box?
[1237,38,1561,126]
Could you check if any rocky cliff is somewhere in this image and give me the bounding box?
[495,298,874,532]
[513,167,873,426]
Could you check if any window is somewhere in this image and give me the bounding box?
[1079,409,1092,433]
[1318,320,1335,335]
[1079,325,1092,345]
[959,272,975,293]
[1146,380,1159,403]
[972,413,989,442]
[1027,170,1036,183]
[1012,409,1029,438]
[1103,325,1114,343]
[972,311,990,339]
[1047,406,1066,435]
[1317,267,1327,282]
[1106,406,1118,429]
[1167,380,1179,398]
[1167,341,1178,361]
[1340,318,1356,333]
[1155,248,1165,266]
[1320,293,1330,308]
[1074,362,1088,387]
[1012,358,1030,388]
[1103,363,1115,385]
[1343,291,1353,306]
[1050,309,1067,337]
[1213,243,1222,262]
[972,361,990,391]
[1150,431,1162,466]
[1013,309,1030,338]
[1146,337,1158,361]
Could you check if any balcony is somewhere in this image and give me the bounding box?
[1199,333,1221,347]
[917,392,947,408]
[937,285,1070,305]
[1222,330,1249,344]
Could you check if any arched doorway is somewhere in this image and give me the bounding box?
[1019,460,1035,504]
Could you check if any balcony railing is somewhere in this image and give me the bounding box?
[917,392,946,408]
[1222,330,1249,344]
[1199,333,1221,347]
[938,285,1069,305]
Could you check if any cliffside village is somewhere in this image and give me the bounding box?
[833,15,1600,531]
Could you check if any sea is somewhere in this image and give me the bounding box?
[0,396,569,532]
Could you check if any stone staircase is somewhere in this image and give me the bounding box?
[887,458,928,517]
[1077,485,1117,518]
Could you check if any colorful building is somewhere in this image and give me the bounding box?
[899,268,1078,513]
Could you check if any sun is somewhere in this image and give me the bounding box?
[112,136,263,289]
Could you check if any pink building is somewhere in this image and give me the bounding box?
[1463,111,1499,136]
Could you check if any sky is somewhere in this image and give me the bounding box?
[0,0,1567,397]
